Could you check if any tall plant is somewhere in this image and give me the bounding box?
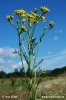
[6,6,54,100]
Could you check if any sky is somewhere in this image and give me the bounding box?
[0,0,66,73]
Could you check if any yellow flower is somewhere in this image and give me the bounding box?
[30,18,38,23]
[40,16,46,21]
[26,13,38,23]
[26,13,36,23]
[26,13,35,19]
[49,21,54,28]
[14,9,26,16]
[32,12,39,17]
[21,26,27,32]
[6,15,14,21]
[41,6,50,13]
[21,13,26,17]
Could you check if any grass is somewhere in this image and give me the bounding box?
[36,75,66,100]
[0,78,28,100]
[0,75,66,100]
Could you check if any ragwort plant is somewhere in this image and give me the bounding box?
[6,6,54,100]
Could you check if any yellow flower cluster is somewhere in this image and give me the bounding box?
[6,15,14,21]
[14,7,50,23]
[49,21,54,28]
[21,26,27,32]
[40,16,45,21]
[6,7,54,30]
[32,12,39,18]
[14,9,39,23]
[41,6,50,13]
[26,13,38,23]
[14,9,26,17]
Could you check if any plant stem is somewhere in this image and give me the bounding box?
[18,35,25,71]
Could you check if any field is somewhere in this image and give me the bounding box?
[0,75,66,100]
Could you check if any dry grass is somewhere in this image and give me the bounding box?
[36,76,66,100]
[0,76,66,100]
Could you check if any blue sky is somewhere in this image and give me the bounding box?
[0,0,66,73]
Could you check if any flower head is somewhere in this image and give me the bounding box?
[41,6,50,13]
[32,12,39,18]
[21,26,27,32]
[30,19,38,23]
[26,13,38,23]
[14,9,26,17]
[49,21,54,28]
[6,15,14,21]
[26,13,35,19]
[40,16,46,21]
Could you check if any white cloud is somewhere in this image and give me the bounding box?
[54,30,63,33]
[0,46,66,72]
[59,30,63,33]
[0,47,18,57]
[11,61,27,69]
[6,62,21,69]
[0,60,27,69]
[0,60,27,72]
[0,47,28,72]
[44,49,66,59]
[15,61,27,68]
[53,36,59,41]
[7,60,13,63]
[0,66,5,71]
[41,49,66,70]
[47,51,52,55]
[11,64,18,69]
[0,58,5,64]
[18,62,22,66]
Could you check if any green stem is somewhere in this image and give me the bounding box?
[20,37,28,57]
[31,23,37,38]
[33,43,40,69]
[27,22,31,77]
[10,21,18,30]
[18,35,24,70]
